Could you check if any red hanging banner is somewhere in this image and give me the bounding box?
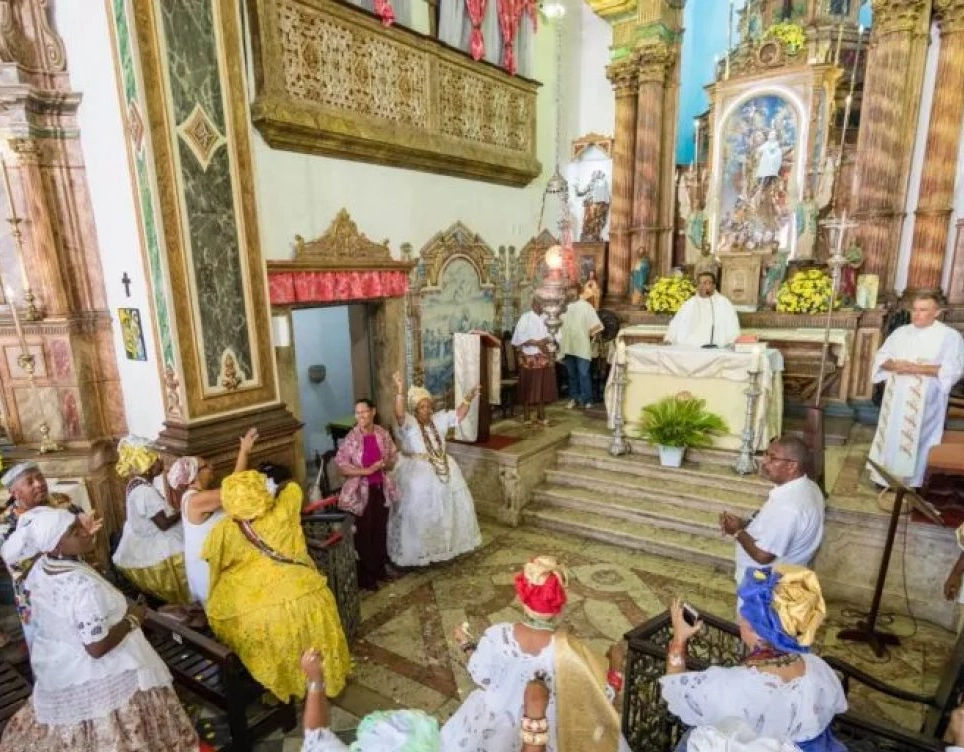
[465,0,488,60]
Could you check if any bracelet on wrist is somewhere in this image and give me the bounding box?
[667,652,686,668]
[125,613,140,631]
[306,679,326,694]
[606,669,624,693]
[520,729,549,746]
[459,640,478,653]
[521,716,549,733]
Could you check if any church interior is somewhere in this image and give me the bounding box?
[0,0,963,749]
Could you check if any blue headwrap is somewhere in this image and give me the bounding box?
[737,565,826,654]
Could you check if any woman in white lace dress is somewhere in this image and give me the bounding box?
[441,556,631,752]
[659,565,847,752]
[0,507,198,751]
[388,372,481,567]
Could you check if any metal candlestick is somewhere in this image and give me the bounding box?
[609,345,630,456]
[537,264,568,355]
[16,350,61,453]
[734,368,762,475]
[2,158,41,321]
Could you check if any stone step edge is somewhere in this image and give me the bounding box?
[553,448,773,493]
[531,486,722,536]
[542,469,763,513]
[566,430,749,467]
[522,508,734,573]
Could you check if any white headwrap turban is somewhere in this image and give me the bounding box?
[1,507,74,566]
[407,385,433,412]
[1,461,39,489]
[350,709,440,752]
[167,457,200,490]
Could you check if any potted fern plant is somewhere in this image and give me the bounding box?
[636,393,728,467]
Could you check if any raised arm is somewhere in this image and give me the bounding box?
[233,427,259,474]
[392,371,406,427]
[455,384,481,423]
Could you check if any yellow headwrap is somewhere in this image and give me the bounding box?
[769,564,826,648]
[407,385,433,413]
[221,469,276,521]
[116,435,160,478]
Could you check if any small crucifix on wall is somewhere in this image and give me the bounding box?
[121,272,132,298]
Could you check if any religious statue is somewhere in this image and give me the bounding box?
[630,252,651,305]
[581,269,601,309]
[575,170,611,242]
[839,242,864,307]
[678,171,704,264]
[815,155,836,209]
[794,191,819,259]
[694,247,721,284]
[761,250,790,308]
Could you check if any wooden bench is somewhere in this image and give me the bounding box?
[0,660,31,736]
[622,609,958,752]
[140,609,296,752]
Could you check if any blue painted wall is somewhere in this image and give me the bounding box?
[676,0,873,165]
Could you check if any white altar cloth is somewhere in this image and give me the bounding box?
[605,344,784,451]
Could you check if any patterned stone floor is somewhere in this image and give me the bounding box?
[251,516,955,751]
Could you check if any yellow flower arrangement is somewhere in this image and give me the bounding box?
[646,275,696,314]
[775,269,839,314]
[766,21,806,53]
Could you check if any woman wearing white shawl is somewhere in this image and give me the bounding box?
[0,506,199,751]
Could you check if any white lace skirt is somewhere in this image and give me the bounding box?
[387,454,481,567]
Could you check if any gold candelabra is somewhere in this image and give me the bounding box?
[2,156,41,321]
[5,284,60,453]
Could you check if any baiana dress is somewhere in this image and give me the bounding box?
[113,478,190,604]
[389,412,481,567]
[659,653,847,750]
[180,489,224,606]
[0,557,198,751]
[440,623,632,752]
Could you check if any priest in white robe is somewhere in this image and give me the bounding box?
[664,273,742,348]
[867,293,964,488]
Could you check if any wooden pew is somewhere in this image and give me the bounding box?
[0,660,31,736]
[140,609,296,752]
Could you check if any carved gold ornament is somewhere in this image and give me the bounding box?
[176,103,227,172]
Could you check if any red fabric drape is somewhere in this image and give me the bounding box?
[497,0,519,74]
[465,0,487,60]
[373,0,395,25]
[268,270,409,305]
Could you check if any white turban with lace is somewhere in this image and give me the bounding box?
[407,385,433,413]
[1,507,74,566]
[167,457,200,490]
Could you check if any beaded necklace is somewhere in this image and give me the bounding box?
[522,614,558,631]
[742,644,799,668]
[418,418,450,483]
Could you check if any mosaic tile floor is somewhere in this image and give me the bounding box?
[250,516,956,751]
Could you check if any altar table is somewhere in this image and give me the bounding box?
[605,344,784,451]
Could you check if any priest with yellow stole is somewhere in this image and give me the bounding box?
[664,273,741,348]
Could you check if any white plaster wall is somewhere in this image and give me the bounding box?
[575,4,614,141]
[55,0,166,437]
[247,18,566,259]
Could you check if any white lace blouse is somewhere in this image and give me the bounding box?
[112,482,184,570]
[658,654,847,744]
[25,558,173,725]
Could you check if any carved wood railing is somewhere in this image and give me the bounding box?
[246,0,541,186]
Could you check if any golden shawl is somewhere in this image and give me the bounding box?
[554,631,621,752]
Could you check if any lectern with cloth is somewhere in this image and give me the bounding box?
[605,343,783,451]
[452,331,501,443]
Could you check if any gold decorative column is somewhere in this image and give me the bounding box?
[907,0,964,294]
[850,0,931,291]
[630,46,669,276]
[605,59,638,300]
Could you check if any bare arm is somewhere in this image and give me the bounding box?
[85,603,145,659]
[455,384,481,423]
[233,427,259,474]
[185,489,223,523]
[150,509,181,531]
[392,371,406,427]
[301,649,330,733]
[734,529,777,565]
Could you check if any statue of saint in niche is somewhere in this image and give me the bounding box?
[575,170,611,242]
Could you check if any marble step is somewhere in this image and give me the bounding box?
[543,466,763,514]
[566,429,750,471]
[522,503,735,573]
[554,446,773,497]
[532,483,721,536]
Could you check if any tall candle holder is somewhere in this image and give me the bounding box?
[2,157,41,321]
[5,286,60,453]
[733,367,762,475]
[609,340,630,456]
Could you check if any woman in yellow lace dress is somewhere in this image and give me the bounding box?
[201,470,350,701]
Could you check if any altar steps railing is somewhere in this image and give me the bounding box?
[522,429,771,573]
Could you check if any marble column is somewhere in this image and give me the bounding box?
[606,59,638,301]
[948,219,964,304]
[907,0,964,294]
[850,0,931,291]
[630,46,669,276]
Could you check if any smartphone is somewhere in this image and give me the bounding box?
[682,603,699,627]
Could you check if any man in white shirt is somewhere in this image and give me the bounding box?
[867,292,964,488]
[720,436,825,582]
[664,273,741,348]
[559,289,603,409]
